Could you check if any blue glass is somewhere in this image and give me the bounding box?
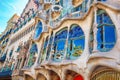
[34,21,42,40]
[103,13,113,24]
[53,28,67,62]
[9,50,13,57]
[104,25,116,42]
[0,54,6,62]
[69,26,84,38]
[97,9,116,52]
[57,40,65,51]
[97,15,103,24]
[67,25,85,60]
[30,43,38,54]
[16,46,21,52]
[97,28,102,42]
[0,69,12,77]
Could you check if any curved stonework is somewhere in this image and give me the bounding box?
[25,74,34,80]
[90,66,120,80]
[37,73,47,80]
[65,70,84,80]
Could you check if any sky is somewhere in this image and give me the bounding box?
[0,0,29,34]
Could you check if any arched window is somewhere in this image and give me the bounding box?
[52,28,68,62]
[46,32,53,61]
[28,42,38,67]
[67,24,85,60]
[97,9,116,52]
[34,21,42,40]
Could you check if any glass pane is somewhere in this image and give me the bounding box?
[97,9,116,52]
[34,21,42,39]
[53,28,67,62]
[57,40,65,51]
[104,25,116,42]
[67,25,85,60]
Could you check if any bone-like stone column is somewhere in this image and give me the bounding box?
[92,7,98,53]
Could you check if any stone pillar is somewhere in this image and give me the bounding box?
[48,32,55,62]
[92,7,98,53]
[19,57,24,69]
[63,27,70,60]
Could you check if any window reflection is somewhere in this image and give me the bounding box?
[52,28,68,62]
[97,9,116,52]
[67,25,85,60]
[34,21,42,39]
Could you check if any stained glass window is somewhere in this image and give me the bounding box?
[34,21,42,40]
[97,9,116,52]
[52,28,68,62]
[28,43,38,67]
[67,25,85,60]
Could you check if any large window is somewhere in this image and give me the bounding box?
[34,21,42,40]
[97,9,116,52]
[67,25,85,60]
[28,42,38,67]
[52,28,68,62]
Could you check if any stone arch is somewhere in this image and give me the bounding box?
[37,73,47,80]
[65,70,84,80]
[90,66,120,80]
[49,70,61,80]
[25,74,34,80]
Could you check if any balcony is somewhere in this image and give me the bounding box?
[51,5,62,20]
[13,13,36,33]
[0,67,12,79]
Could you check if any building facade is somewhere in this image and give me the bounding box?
[0,14,19,80]
[0,0,120,80]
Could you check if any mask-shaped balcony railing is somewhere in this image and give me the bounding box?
[72,0,83,7]
[51,5,62,20]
